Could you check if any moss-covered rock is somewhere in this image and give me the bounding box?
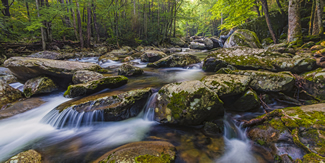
[118,63,144,76]
[302,68,325,100]
[170,37,186,47]
[64,76,128,98]
[301,41,315,48]
[147,54,201,68]
[140,50,167,62]
[0,68,17,83]
[224,29,263,48]
[93,141,176,163]
[98,53,119,62]
[4,149,43,163]
[4,57,103,87]
[23,76,58,98]
[310,45,324,51]
[231,90,261,112]
[28,51,78,60]
[0,80,24,108]
[155,80,224,125]
[72,70,104,84]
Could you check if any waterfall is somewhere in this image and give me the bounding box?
[216,115,257,163]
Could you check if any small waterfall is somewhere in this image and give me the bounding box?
[141,92,158,121]
[216,115,257,163]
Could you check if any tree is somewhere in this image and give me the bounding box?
[260,0,277,43]
[287,0,301,43]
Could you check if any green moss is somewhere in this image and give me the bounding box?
[302,153,325,163]
[23,88,32,98]
[269,118,287,132]
[257,139,265,146]
[135,153,171,163]
[167,90,190,120]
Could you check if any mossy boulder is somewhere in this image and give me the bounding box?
[72,70,104,84]
[23,76,58,98]
[118,63,144,76]
[155,80,224,125]
[4,149,43,163]
[110,47,134,56]
[231,90,261,112]
[140,50,167,62]
[98,53,119,62]
[310,45,324,51]
[4,57,103,87]
[64,76,128,98]
[0,97,45,119]
[58,88,151,121]
[95,46,108,54]
[170,37,186,47]
[28,51,63,60]
[147,54,201,68]
[224,29,262,48]
[0,80,24,109]
[93,141,176,163]
[201,74,251,97]
[302,68,325,100]
[245,103,325,162]
[301,41,315,48]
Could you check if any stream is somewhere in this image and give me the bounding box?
[0,50,270,163]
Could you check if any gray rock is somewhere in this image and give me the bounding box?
[23,76,59,97]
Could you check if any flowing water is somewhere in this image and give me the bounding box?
[0,50,271,162]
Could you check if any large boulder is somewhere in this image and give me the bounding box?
[23,76,59,98]
[231,90,260,112]
[4,149,43,163]
[57,88,152,121]
[0,80,24,109]
[118,63,144,76]
[4,57,102,87]
[64,76,128,98]
[93,141,176,163]
[140,50,167,62]
[147,54,201,68]
[302,68,325,100]
[72,70,104,84]
[203,47,316,74]
[28,51,76,60]
[203,38,214,50]
[155,80,224,125]
[0,97,45,119]
[189,42,206,50]
[224,29,263,48]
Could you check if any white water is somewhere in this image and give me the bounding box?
[9,82,24,92]
[68,57,99,63]
[0,92,157,162]
[216,117,257,163]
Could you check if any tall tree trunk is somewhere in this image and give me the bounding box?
[76,0,84,48]
[254,0,260,16]
[260,0,277,43]
[276,0,284,14]
[69,0,79,40]
[287,0,301,42]
[173,0,176,37]
[309,0,316,35]
[36,0,46,50]
[87,5,91,48]
[26,1,30,21]
[1,0,10,16]
[92,2,100,42]
[312,0,323,35]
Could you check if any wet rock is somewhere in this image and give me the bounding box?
[231,90,260,112]
[93,141,176,163]
[170,37,186,47]
[203,38,214,50]
[95,46,107,54]
[118,63,144,76]
[201,74,251,97]
[72,70,104,84]
[98,53,119,62]
[147,54,201,68]
[155,80,224,125]
[224,29,262,48]
[123,56,134,62]
[189,42,206,50]
[0,80,24,109]
[23,76,58,98]
[4,149,43,163]
[0,75,17,84]
[4,57,102,87]
[0,97,45,119]
[58,88,151,121]
[140,50,167,62]
[110,46,134,56]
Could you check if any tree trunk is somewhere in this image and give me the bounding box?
[309,0,316,35]
[69,0,79,41]
[76,0,84,48]
[26,1,30,22]
[36,0,46,50]
[87,5,91,48]
[287,0,301,42]
[1,0,10,16]
[254,0,260,16]
[260,0,277,43]
[276,0,284,14]
[312,0,323,35]
[92,3,100,42]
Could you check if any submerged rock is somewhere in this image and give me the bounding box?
[23,76,58,98]
[58,88,151,121]
[147,54,201,68]
[64,76,128,98]
[4,149,43,163]
[224,29,262,48]
[0,80,24,109]
[118,63,144,76]
[155,80,224,125]
[93,141,176,163]
[72,70,104,84]
[140,50,167,62]
[4,57,102,87]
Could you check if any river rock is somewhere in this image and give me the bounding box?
[4,57,102,87]
[72,70,104,84]
[203,38,214,50]
[310,45,324,51]
[302,68,325,100]
[0,97,45,119]
[170,37,186,47]
[118,63,144,76]
[201,74,251,97]
[314,49,325,67]
[231,90,260,112]
[0,67,17,83]
[155,80,224,125]
[224,29,262,48]
[4,149,43,163]
[301,41,315,48]
[98,53,119,62]
[95,46,108,54]
[0,80,24,109]
[28,51,76,60]
[64,75,128,98]
[58,88,151,121]
[147,54,201,68]
[140,50,167,62]
[93,141,176,163]
[23,76,58,98]
[189,42,206,50]
[245,103,325,162]
[203,47,316,74]
[110,46,134,56]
